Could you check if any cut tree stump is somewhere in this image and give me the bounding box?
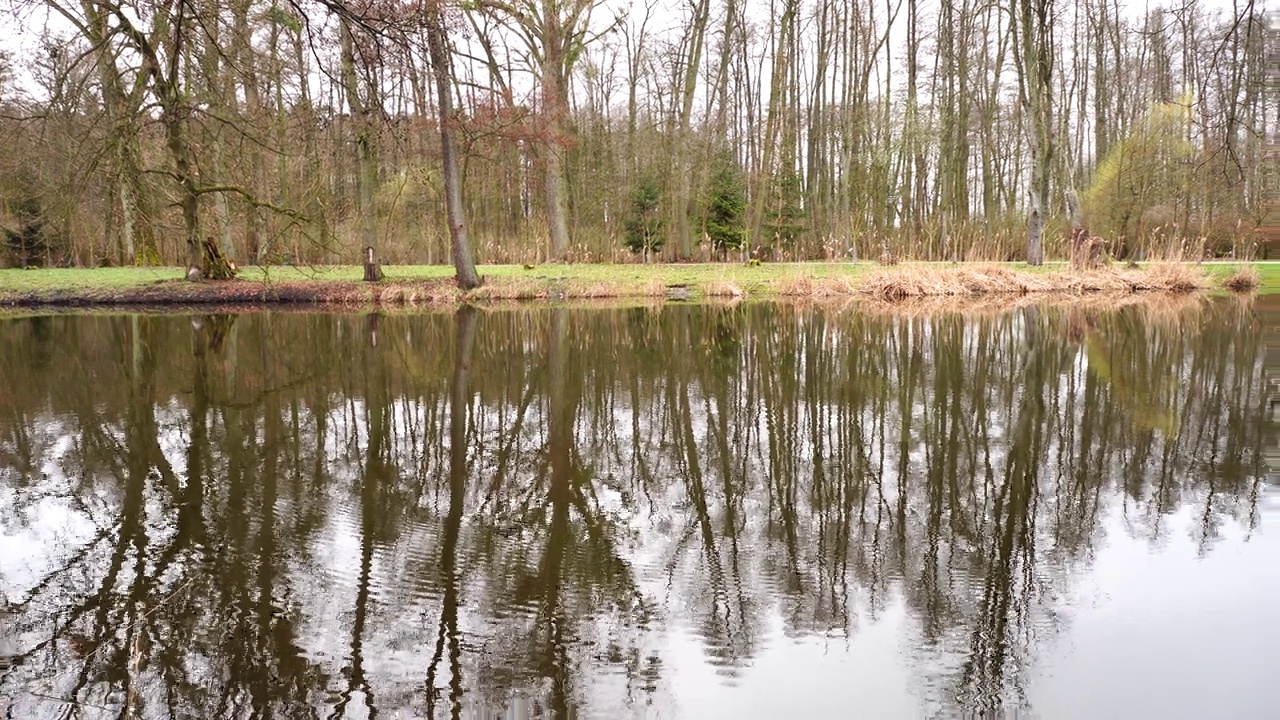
[363,245,381,280]
[363,246,383,282]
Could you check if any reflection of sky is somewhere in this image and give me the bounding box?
[645,490,1280,719]
[1,429,92,602]
[2,321,1275,720]
[664,596,917,718]
[5,410,1276,718]
[1030,491,1280,720]
[279,473,1278,718]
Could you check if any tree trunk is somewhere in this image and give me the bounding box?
[83,0,157,266]
[232,0,264,262]
[1027,204,1044,266]
[200,0,237,265]
[341,24,382,280]
[425,0,481,289]
[749,0,799,248]
[1014,0,1056,266]
[108,3,212,278]
[544,100,572,261]
[166,115,205,278]
[541,37,572,261]
[674,0,711,260]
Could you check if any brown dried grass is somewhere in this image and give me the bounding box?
[859,263,1209,300]
[1131,262,1208,292]
[566,283,623,299]
[1223,266,1260,293]
[464,279,545,301]
[861,264,1055,299]
[639,278,668,297]
[705,280,746,298]
[371,282,459,305]
[777,275,859,297]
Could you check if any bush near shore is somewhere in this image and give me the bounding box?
[0,261,1273,308]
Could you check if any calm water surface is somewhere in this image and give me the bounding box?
[1,298,1276,719]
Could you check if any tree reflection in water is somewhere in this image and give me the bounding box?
[0,297,1271,718]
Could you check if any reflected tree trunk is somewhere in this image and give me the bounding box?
[336,329,387,718]
[427,306,476,717]
[961,313,1048,708]
[543,307,573,714]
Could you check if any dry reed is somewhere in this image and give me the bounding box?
[640,278,668,297]
[370,282,459,305]
[1132,262,1208,292]
[861,264,1053,299]
[705,280,746,298]
[1223,266,1260,293]
[566,283,623,299]
[464,279,545,301]
[777,275,859,297]
[859,263,1210,300]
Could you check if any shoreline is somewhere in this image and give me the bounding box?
[0,261,1270,309]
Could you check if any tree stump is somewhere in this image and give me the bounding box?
[201,238,237,280]
[1068,226,1106,269]
[1069,225,1089,268]
[363,246,383,282]
[1065,190,1103,269]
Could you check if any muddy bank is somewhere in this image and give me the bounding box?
[0,278,459,308]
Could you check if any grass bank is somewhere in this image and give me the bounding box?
[0,261,1274,307]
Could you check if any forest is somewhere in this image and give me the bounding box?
[0,0,1272,277]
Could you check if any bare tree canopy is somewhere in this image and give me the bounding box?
[0,0,1269,268]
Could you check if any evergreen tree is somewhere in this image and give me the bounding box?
[623,173,664,256]
[704,153,746,253]
[2,194,46,268]
[761,171,806,249]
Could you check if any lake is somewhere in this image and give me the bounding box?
[1,297,1276,719]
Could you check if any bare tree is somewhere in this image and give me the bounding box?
[1011,0,1057,265]
[424,0,481,288]
[474,0,615,261]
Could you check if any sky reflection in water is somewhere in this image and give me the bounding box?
[0,297,1275,719]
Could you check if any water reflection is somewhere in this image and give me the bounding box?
[0,297,1273,719]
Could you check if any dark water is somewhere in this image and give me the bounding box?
[1,298,1276,719]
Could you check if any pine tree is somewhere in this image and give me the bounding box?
[705,153,746,253]
[761,171,806,249]
[2,194,46,268]
[623,173,665,256]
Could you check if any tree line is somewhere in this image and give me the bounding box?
[0,0,1270,279]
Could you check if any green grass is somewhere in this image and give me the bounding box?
[0,266,187,293]
[1200,261,1280,294]
[452,261,877,295]
[0,262,878,297]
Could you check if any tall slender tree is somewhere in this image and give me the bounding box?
[1011,0,1057,265]
[424,0,481,288]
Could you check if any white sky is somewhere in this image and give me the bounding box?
[0,0,1254,109]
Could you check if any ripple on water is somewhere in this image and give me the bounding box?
[370,516,448,605]
[657,552,785,681]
